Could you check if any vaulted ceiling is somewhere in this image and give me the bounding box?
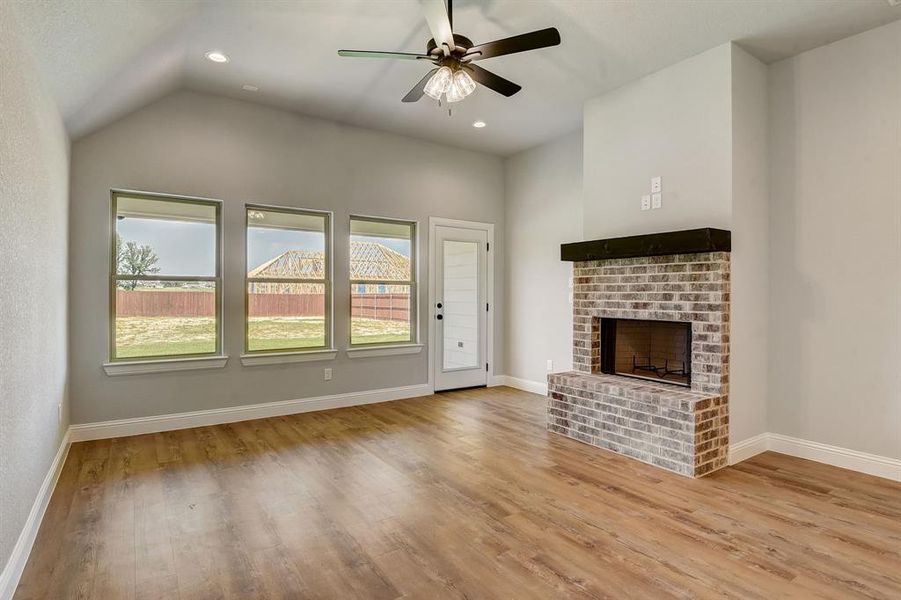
[12,0,901,155]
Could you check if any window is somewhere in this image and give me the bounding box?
[110,191,221,360]
[246,206,331,353]
[349,216,416,346]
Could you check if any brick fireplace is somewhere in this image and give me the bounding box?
[548,229,731,477]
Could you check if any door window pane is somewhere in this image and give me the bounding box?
[442,241,479,370]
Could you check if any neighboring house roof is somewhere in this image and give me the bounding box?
[249,241,410,281]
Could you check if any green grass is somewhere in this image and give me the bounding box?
[115,316,216,358]
[247,317,325,352]
[115,316,410,358]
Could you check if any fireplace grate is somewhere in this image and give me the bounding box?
[631,355,688,380]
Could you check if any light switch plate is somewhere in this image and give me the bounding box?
[651,177,662,193]
[651,193,662,209]
[324,368,332,381]
[641,195,651,211]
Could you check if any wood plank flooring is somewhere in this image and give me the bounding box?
[16,387,901,599]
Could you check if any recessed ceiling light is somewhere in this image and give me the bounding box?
[242,84,259,92]
[472,120,486,128]
[205,51,229,63]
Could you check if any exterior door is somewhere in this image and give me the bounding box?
[434,225,488,391]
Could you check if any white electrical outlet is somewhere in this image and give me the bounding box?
[651,176,662,193]
[641,195,651,211]
[324,368,332,381]
[546,359,554,372]
[652,193,662,209]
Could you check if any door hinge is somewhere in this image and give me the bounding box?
[486,363,489,372]
[486,242,490,251]
[486,303,489,312]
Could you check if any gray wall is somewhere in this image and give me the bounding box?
[768,21,901,459]
[582,44,733,240]
[69,90,504,424]
[504,132,582,385]
[0,3,70,573]
[729,45,770,443]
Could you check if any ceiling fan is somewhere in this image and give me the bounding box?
[338,0,561,104]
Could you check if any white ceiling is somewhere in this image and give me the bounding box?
[12,0,901,156]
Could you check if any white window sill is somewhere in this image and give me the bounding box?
[346,343,423,358]
[241,349,338,366]
[103,355,228,376]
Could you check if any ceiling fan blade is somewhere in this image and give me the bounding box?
[338,50,431,60]
[403,68,439,103]
[465,27,561,61]
[466,64,521,97]
[420,0,454,53]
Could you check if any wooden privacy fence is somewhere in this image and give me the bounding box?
[351,293,410,322]
[116,290,215,317]
[117,290,410,321]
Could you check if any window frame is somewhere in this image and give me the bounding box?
[349,215,418,348]
[244,204,333,354]
[108,189,223,362]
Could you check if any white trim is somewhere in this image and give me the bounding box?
[767,433,901,482]
[428,217,495,391]
[241,349,337,366]
[502,375,549,395]
[729,433,901,482]
[69,383,433,442]
[728,432,769,465]
[103,355,228,376]
[346,344,423,358]
[488,375,506,387]
[0,431,71,600]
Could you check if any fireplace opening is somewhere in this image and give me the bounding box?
[600,318,692,387]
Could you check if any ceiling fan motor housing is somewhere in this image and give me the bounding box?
[427,34,474,58]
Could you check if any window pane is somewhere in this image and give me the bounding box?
[442,240,479,370]
[116,196,216,277]
[247,209,327,278]
[247,282,326,352]
[351,284,411,345]
[115,280,216,358]
[350,218,413,282]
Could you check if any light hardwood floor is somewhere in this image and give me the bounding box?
[16,387,901,599]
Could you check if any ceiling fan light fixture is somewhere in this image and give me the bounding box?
[424,66,454,100]
[445,69,476,103]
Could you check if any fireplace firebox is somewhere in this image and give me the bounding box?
[600,318,692,387]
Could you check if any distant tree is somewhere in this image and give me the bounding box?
[116,233,160,290]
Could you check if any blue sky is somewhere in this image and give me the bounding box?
[118,218,411,276]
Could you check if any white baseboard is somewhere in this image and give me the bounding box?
[487,375,506,387]
[0,431,71,600]
[69,383,433,442]
[502,375,548,396]
[729,432,900,482]
[728,432,769,465]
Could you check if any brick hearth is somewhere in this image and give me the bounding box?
[548,250,730,477]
